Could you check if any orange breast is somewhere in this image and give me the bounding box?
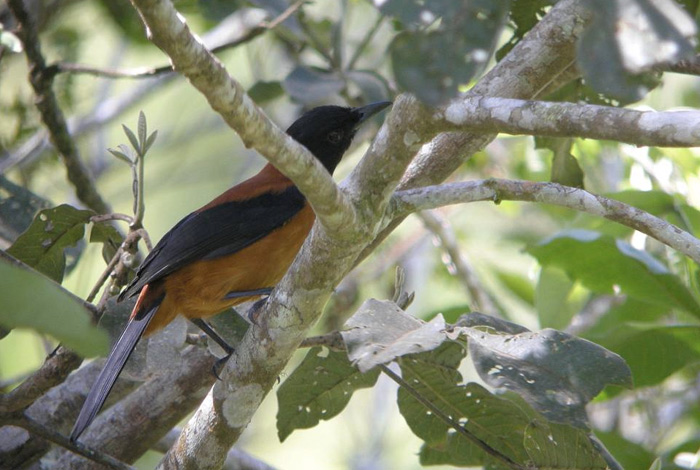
[143,204,315,335]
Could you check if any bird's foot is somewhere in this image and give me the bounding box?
[213,353,233,380]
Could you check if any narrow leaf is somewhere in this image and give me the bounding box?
[144,130,158,154]
[122,124,140,154]
[137,111,147,152]
[108,147,133,164]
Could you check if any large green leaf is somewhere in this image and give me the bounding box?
[577,0,696,102]
[535,266,581,330]
[465,326,632,429]
[0,261,108,357]
[276,347,379,441]
[386,0,510,105]
[603,325,700,387]
[398,345,608,468]
[527,229,700,316]
[7,204,93,283]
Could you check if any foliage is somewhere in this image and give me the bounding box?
[1,0,700,469]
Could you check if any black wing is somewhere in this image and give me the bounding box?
[119,186,306,300]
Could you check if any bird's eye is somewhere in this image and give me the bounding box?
[327,130,343,144]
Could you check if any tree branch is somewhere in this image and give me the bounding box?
[56,345,216,467]
[417,211,500,316]
[45,2,303,81]
[357,0,593,263]
[129,0,356,236]
[7,0,111,214]
[153,429,278,470]
[391,179,700,265]
[441,96,700,147]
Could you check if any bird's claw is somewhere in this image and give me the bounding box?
[212,353,232,380]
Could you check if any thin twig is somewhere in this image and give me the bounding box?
[661,54,700,76]
[91,213,135,224]
[379,364,525,470]
[417,211,500,316]
[7,412,134,470]
[86,246,123,304]
[7,0,111,214]
[46,1,304,80]
[299,331,345,350]
[347,13,385,71]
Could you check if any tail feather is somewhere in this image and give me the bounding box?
[70,301,161,442]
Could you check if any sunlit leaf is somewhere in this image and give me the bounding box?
[341,299,447,372]
[0,261,108,357]
[527,229,700,316]
[7,204,93,283]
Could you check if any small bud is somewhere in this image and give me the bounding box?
[109,284,122,296]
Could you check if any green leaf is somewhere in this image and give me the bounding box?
[527,229,700,316]
[577,0,696,103]
[282,66,345,104]
[247,81,284,104]
[144,130,158,154]
[341,299,447,373]
[0,175,51,245]
[464,326,632,428]
[546,138,584,189]
[89,221,124,264]
[7,204,93,283]
[594,430,656,470]
[137,110,147,153]
[398,357,531,462]
[346,70,390,104]
[494,269,535,306]
[523,421,608,469]
[388,0,510,105]
[121,124,140,154]
[604,325,700,387]
[276,347,379,441]
[535,266,584,330]
[496,0,549,60]
[108,147,133,164]
[0,261,108,357]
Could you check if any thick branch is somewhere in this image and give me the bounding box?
[153,429,278,470]
[56,345,215,468]
[7,0,110,214]
[441,96,700,147]
[391,179,700,265]
[129,0,356,235]
[358,0,593,263]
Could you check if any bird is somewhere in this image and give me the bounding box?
[70,101,392,442]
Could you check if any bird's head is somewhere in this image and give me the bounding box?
[286,101,392,174]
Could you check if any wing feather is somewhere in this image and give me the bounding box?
[119,186,306,300]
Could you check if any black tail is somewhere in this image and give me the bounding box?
[70,301,161,442]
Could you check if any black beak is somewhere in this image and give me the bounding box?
[353,101,392,128]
